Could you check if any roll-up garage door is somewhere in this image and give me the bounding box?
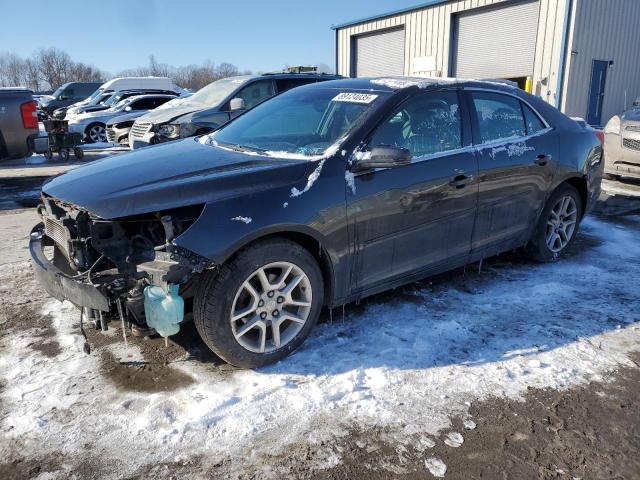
[454,1,539,79]
[353,27,405,77]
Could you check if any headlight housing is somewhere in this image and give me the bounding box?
[158,123,197,139]
[604,115,620,135]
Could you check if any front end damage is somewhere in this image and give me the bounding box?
[29,195,210,339]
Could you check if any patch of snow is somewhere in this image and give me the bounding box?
[290,160,325,198]
[425,457,447,477]
[371,77,456,89]
[352,151,371,161]
[444,432,464,447]
[1,216,640,477]
[489,141,535,159]
[463,419,476,430]
[282,202,289,208]
[345,170,356,195]
[230,216,252,224]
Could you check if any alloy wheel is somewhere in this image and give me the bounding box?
[546,195,578,253]
[230,261,312,354]
[89,125,107,143]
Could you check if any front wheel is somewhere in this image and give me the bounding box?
[528,184,582,262]
[194,238,324,368]
[85,123,106,143]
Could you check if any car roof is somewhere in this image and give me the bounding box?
[297,76,521,93]
[121,93,177,101]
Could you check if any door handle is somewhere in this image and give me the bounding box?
[534,154,552,166]
[449,173,472,189]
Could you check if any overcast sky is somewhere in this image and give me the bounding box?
[1,0,418,74]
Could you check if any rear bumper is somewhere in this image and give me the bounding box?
[29,223,110,311]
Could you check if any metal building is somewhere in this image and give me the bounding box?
[332,0,640,126]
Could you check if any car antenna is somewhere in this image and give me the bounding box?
[79,310,91,354]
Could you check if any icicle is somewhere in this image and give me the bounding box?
[329,308,333,324]
[478,258,483,274]
[116,298,128,350]
[342,304,345,323]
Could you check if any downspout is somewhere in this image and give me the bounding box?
[556,0,574,110]
[334,28,339,76]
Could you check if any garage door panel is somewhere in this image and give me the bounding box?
[454,1,539,79]
[354,28,405,77]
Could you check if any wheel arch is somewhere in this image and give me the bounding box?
[558,176,588,219]
[216,227,336,307]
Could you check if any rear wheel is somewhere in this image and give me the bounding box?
[58,148,69,161]
[73,147,84,159]
[528,184,582,262]
[194,238,324,368]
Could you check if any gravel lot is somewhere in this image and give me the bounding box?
[0,158,639,479]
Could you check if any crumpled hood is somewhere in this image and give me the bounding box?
[136,103,208,125]
[42,139,309,219]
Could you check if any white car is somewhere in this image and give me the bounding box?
[68,94,178,143]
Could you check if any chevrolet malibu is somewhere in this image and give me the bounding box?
[30,78,603,368]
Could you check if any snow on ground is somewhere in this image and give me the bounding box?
[1,215,639,477]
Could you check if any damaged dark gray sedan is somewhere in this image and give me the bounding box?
[30,78,603,368]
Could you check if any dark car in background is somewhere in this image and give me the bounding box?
[30,77,603,368]
[129,72,340,149]
[0,87,39,160]
[603,97,640,181]
[38,82,101,118]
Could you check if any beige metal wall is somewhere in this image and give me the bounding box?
[336,0,570,107]
[561,0,640,124]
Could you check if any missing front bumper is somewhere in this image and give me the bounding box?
[29,223,110,312]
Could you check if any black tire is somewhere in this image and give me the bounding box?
[44,149,53,161]
[194,238,324,368]
[528,183,583,262]
[74,147,84,159]
[59,148,69,161]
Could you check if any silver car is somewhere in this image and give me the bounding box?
[603,97,640,180]
[68,94,178,143]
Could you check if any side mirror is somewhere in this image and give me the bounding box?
[351,146,412,172]
[124,106,132,112]
[229,97,246,111]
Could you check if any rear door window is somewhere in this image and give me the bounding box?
[522,103,546,135]
[235,80,276,109]
[470,92,526,143]
[275,78,316,93]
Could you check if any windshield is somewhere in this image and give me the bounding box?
[186,76,251,106]
[112,97,135,111]
[209,88,386,157]
[51,85,67,98]
[86,88,105,104]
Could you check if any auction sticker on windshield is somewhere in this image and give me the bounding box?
[332,92,378,104]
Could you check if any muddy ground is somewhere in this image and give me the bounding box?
[0,171,639,479]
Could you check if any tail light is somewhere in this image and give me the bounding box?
[593,129,605,144]
[20,101,38,129]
